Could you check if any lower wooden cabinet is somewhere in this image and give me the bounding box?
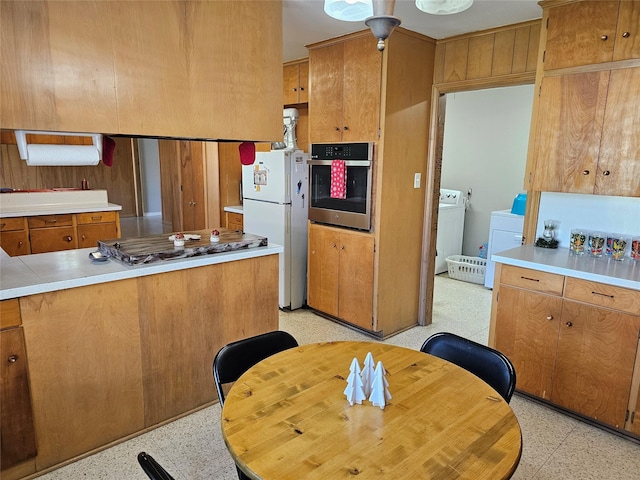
[77,211,119,249]
[308,223,374,331]
[226,211,244,231]
[0,217,30,256]
[491,264,640,436]
[0,300,37,478]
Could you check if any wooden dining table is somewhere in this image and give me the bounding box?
[221,341,522,480]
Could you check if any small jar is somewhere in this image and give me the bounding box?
[174,232,185,247]
[210,229,220,243]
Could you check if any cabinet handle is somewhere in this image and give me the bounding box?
[602,170,610,176]
[82,234,86,240]
[343,126,349,131]
[341,245,345,250]
[622,31,631,38]
[91,216,102,221]
[65,236,73,242]
[565,321,573,327]
[18,241,23,247]
[300,87,304,91]
[582,170,590,175]
[0,223,5,228]
[293,88,297,92]
[335,127,340,131]
[601,34,608,41]
[45,219,58,224]
[520,276,540,283]
[332,243,337,248]
[592,291,614,299]
[547,315,554,321]
[8,355,17,363]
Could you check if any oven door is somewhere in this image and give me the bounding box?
[308,159,372,231]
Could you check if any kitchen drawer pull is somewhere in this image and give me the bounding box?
[601,34,608,41]
[91,216,102,221]
[520,276,540,282]
[582,170,590,175]
[602,170,610,176]
[46,219,58,224]
[300,87,304,91]
[622,32,631,38]
[8,355,17,363]
[565,321,573,327]
[18,241,23,247]
[592,291,614,299]
[64,236,73,242]
[547,315,554,321]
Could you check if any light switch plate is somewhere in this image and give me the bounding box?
[414,173,421,189]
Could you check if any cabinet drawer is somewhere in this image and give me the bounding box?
[1,299,21,329]
[500,265,565,296]
[0,217,27,232]
[0,230,31,257]
[28,214,73,229]
[77,223,118,249]
[227,212,243,229]
[30,226,76,253]
[77,211,117,225]
[565,277,640,316]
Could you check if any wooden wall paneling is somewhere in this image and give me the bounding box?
[203,141,221,229]
[0,1,119,133]
[217,142,242,222]
[526,23,542,73]
[443,38,469,83]
[375,31,435,334]
[492,30,517,76]
[467,34,495,79]
[158,140,181,230]
[512,25,532,74]
[0,144,33,190]
[137,257,279,426]
[178,141,206,231]
[20,280,144,470]
[111,1,282,141]
[433,44,446,85]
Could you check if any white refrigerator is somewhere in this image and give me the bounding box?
[242,149,309,309]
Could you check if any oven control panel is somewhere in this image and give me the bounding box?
[311,142,374,161]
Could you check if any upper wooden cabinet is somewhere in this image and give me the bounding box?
[1,0,282,142]
[308,33,382,143]
[283,60,309,105]
[531,67,640,196]
[543,0,640,70]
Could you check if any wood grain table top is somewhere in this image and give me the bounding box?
[221,341,522,480]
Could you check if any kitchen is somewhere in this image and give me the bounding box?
[1,1,640,479]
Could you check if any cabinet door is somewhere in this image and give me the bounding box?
[494,286,562,400]
[338,232,374,331]
[544,1,620,70]
[342,35,381,142]
[531,72,609,193]
[1,327,37,470]
[626,340,640,436]
[77,223,118,249]
[552,301,640,429]
[613,0,640,61]
[283,64,300,105]
[595,67,640,196]
[29,226,77,254]
[0,230,30,256]
[309,43,344,142]
[298,61,309,104]
[307,224,339,316]
[180,141,206,231]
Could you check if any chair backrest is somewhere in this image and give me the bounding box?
[420,332,516,403]
[213,330,299,405]
[137,452,176,480]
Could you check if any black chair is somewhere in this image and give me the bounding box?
[137,452,176,480]
[420,332,516,403]
[213,330,299,480]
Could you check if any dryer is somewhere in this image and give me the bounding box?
[435,189,466,274]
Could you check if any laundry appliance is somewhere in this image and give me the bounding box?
[435,189,466,274]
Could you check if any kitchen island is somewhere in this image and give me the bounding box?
[0,240,281,479]
[489,245,640,440]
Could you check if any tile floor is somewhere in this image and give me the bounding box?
[35,273,640,479]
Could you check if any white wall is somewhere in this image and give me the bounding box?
[138,139,162,216]
[440,84,534,256]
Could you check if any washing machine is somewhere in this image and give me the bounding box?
[484,210,524,288]
[435,189,466,274]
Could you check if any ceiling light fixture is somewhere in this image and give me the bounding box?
[324,0,373,22]
[415,0,473,15]
[365,0,401,51]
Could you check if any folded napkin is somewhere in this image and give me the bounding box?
[168,234,201,241]
[330,159,347,199]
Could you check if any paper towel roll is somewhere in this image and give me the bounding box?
[25,144,100,166]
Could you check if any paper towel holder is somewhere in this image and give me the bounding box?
[15,130,103,166]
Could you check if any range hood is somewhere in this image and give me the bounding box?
[15,130,102,166]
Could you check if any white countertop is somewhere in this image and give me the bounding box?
[0,243,283,300]
[224,205,243,214]
[492,244,640,291]
[0,189,122,217]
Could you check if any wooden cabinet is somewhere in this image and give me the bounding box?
[76,211,119,249]
[309,33,382,143]
[1,300,37,478]
[491,264,640,436]
[283,60,309,105]
[226,212,244,231]
[1,1,282,142]
[28,214,77,254]
[0,217,30,256]
[544,0,640,70]
[531,67,640,196]
[308,223,374,331]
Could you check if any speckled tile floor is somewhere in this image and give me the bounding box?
[35,275,640,480]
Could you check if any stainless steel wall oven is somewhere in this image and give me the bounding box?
[308,142,374,231]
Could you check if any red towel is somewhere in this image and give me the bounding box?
[102,136,116,167]
[239,142,256,165]
[330,160,347,199]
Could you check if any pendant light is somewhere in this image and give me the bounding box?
[415,0,473,15]
[365,0,401,51]
[324,0,373,22]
